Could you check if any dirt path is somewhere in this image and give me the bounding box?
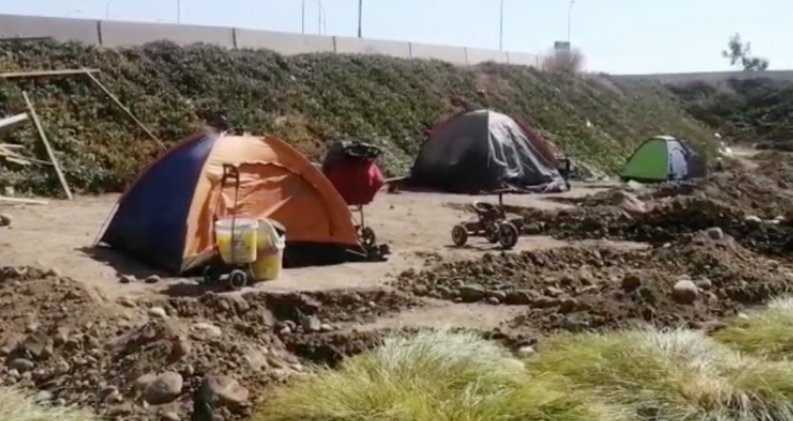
[0,183,629,329]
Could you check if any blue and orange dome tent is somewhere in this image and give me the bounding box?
[97,132,363,274]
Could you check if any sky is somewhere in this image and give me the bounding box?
[1,0,789,74]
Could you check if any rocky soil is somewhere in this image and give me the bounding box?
[505,154,793,257]
[0,266,420,421]
[4,147,793,421]
[394,229,790,334]
[400,153,793,338]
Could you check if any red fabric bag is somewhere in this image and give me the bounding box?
[325,156,384,206]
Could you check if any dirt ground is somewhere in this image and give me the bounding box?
[5,153,793,420]
[0,183,645,352]
[0,183,623,315]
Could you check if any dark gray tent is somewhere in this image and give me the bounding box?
[409,110,564,193]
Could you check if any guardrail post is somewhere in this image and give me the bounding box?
[97,20,104,45]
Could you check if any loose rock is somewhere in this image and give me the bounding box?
[458,284,486,302]
[144,371,184,405]
[302,315,322,333]
[145,275,161,284]
[203,374,250,408]
[706,227,724,240]
[621,273,642,292]
[8,358,34,372]
[148,307,169,319]
[672,280,699,305]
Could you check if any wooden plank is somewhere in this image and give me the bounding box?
[0,145,22,158]
[0,69,101,79]
[0,113,28,130]
[22,92,73,200]
[83,69,165,149]
[0,145,54,165]
[4,157,30,166]
[0,196,48,205]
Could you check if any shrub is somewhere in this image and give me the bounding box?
[253,329,624,421]
[526,328,793,421]
[712,296,793,359]
[541,48,585,74]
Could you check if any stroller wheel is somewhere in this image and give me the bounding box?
[228,269,248,290]
[484,223,500,243]
[361,226,377,247]
[202,265,220,284]
[498,222,520,250]
[451,224,468,247]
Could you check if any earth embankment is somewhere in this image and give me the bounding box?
[0,40,713,194]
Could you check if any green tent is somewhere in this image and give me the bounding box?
[620,135,706,183]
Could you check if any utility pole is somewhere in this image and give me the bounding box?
[303,0,324,35]
[104,0,114,19]
[357,0,363,38]
[317,2,322,34]
[567,0,575,44]
[498,0,504,50]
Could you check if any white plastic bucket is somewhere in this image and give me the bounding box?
[214,218,258,264]
[252,219,286,281]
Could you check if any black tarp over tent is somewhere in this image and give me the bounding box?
[408,110,564,193]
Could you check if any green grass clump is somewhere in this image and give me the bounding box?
[712,297,793,359]
[0,40,714,195]
[0,386,98,421]
[253,329,625,421]
[526,328,793,421]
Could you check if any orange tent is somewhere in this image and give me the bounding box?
[99,133,362,273]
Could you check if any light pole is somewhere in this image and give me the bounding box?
[302,0,325,35]
[357,0,362,38]
[302,0,305,33]
[567,0,575,44]
[498,0,504,50]
[104,0,114,19]
[317,1,326,35]
[177,0,181,23]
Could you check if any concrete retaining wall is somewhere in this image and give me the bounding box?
[0,14,100,44]
[101,21,235,48]
[618,69,793,84]
[0,13,536,67]
[3,13,791,82]
[235,29,333,54]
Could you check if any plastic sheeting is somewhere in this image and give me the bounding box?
[409,110,563,193]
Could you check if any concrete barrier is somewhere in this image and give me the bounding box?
[507,52,540,67]
[334,36,411,58]
[465,47,509,65]
[410,42,467,65]
[8,13,793,82]
[100,21,234,48]
[618,70,793,84]
[235,29,333,54]
[0,15,99,45]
